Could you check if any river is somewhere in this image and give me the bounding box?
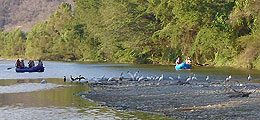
[0,59,260,119]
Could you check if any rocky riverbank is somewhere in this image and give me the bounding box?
[78,79,260,119]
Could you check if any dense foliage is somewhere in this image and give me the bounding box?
[0,0,259,69]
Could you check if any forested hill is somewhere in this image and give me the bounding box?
[0,0,260,69]
[0,0,73,32]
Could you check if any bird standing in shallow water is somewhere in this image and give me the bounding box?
[248,74,252,81]
[127,71,135,80]
[70,75,76,81]
[169,77,174,80]
[158,74,164,81]
[119,72,124,80]
[138,75,144,82]
[177,75,181,80]
[134,71,140,80]
[192,74,197,81]
[186,76,191,82]
[206,76,209,82]
[64,76,66,82]
[41,80,47,84]
[225,75,231,82]
[108,77,113,81]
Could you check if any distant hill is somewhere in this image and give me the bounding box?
[0,0,73,32]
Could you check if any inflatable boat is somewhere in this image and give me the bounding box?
[16,65,45,72]
[175,62,192,70]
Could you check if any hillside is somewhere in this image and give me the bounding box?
[0,0,73,32]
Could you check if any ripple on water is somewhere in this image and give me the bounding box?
[0,83,63,94]
[0,106,123,120]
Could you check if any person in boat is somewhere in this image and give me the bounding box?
[185,56,192,64]
[28,60,31,68]
[28,60,35,68]
[20,60,25,69]
[175,57,182,65]
[38,59,43,66]
[15,59,21,68]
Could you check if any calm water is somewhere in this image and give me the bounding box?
[1,59,260,119]
[1,59,260,81]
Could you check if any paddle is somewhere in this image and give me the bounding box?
[7,67,16,70]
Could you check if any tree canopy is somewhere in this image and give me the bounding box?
[0,0,259,69]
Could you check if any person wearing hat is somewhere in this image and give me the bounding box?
[185,56,192,64]
[175,57,182,65]
[38,59,43,66]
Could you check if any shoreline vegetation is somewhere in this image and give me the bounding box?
[0,1,260,69]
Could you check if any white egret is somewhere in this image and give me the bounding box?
[225,75,232,82]
[127,71,135,80]
[146,76,152,81]
[119,72,124,80]
[158,74,164,81]
[169,77,174,80]
[134,71,140,80]
[186,76,191,82]
[177,75,181,80]
[108,77,113,81]
[138,76,144,82]
[248,74,252,81]
[206,76,209,82]
[192,74,197,81]
[41,79,47,84]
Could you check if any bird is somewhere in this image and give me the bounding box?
[146,76,152,81]
[77,75,85,81]
[100,75,105,80]
[205,76,209,82]
[169,77,174,80]
[134,71,140,80]
[136,75,141,81]
[127,71,135,80]
[41,79,47,84]
[192,74,197,81]
[64,76,66,82]
[119,72,124,80]
[138,75,144,82]
[177,75,181,80]
[150,76,155,81]
[70,75,76,81]
[108,77,113,81]
[186,76,191,82]
[248,74,252,81]
[225,75,231,82]
[158,74,164,81]
[155,75,160,81]
[79,79,88,83]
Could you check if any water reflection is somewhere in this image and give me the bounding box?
[0,79,174,120]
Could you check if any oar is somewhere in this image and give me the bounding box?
[7,67,15,70]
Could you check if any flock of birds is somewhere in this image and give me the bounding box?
[62,71,253,84]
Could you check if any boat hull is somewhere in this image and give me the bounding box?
[16,65,45,72]
[175,62,192,70]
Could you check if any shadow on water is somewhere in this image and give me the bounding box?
[0,78,175,120]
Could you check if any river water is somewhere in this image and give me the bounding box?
[0,59,260,119]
